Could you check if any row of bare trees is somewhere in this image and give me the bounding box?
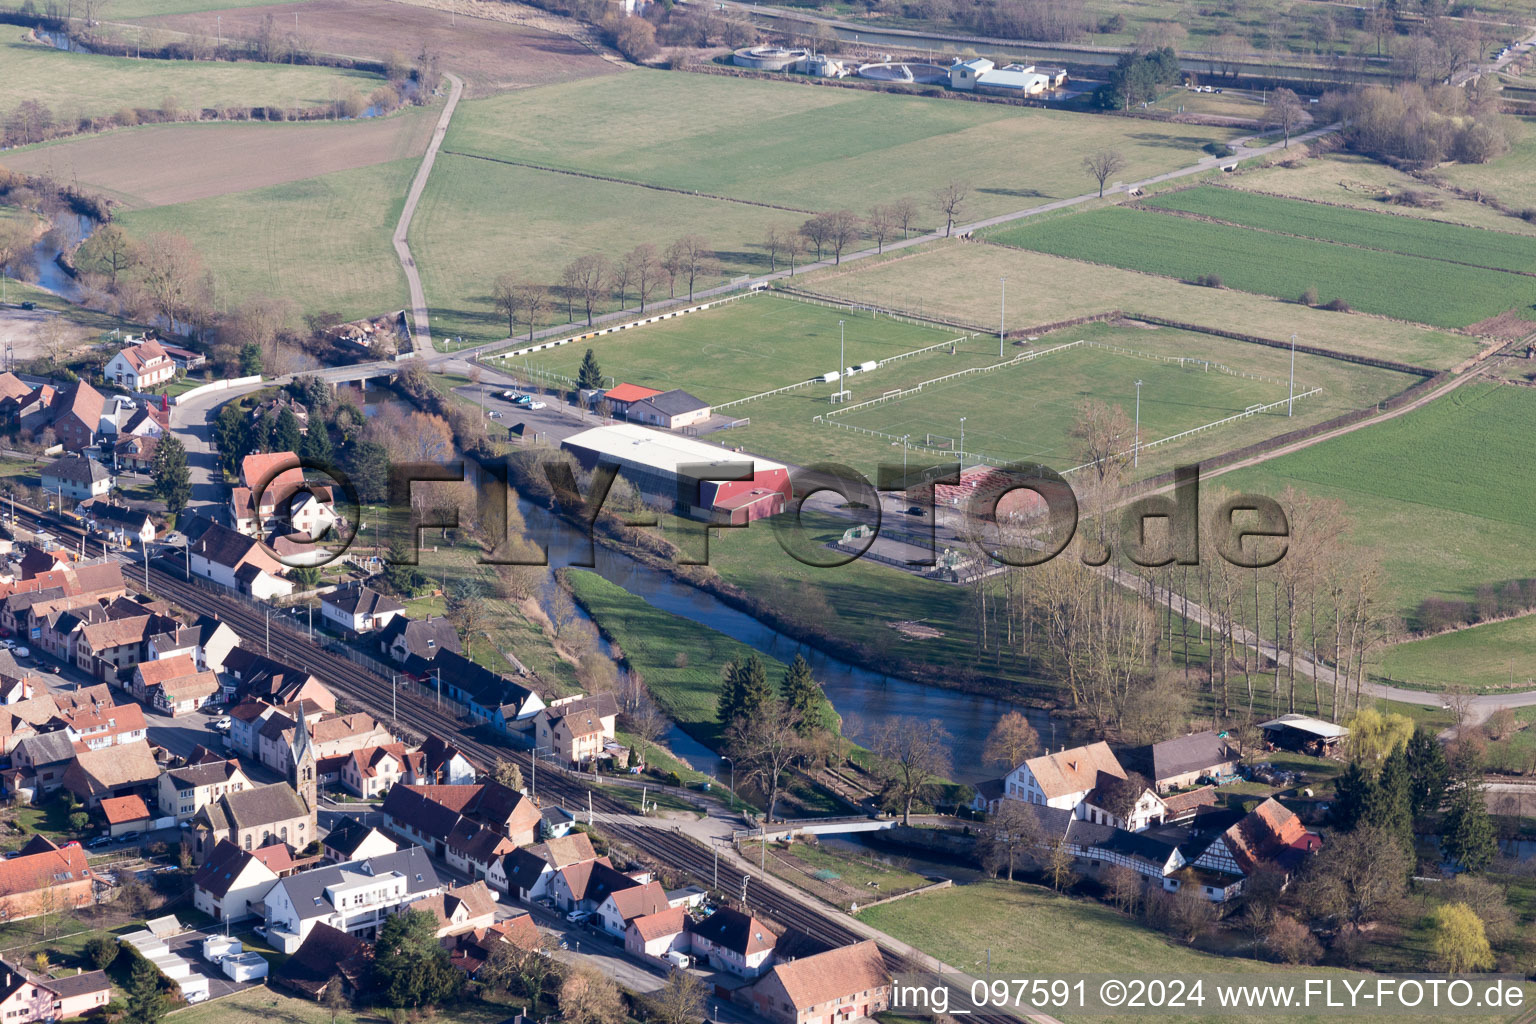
[490,235,716,340]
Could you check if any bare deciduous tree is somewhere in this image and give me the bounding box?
[727,700,803,821]
[665,235,716,302]
[890,195,919,238]
[1271,88,1309,147]
[869,716,952,824]
[932,180,969,236]
[562,253,611,327]
[982,710,1038,771]
[628,243,663,312]
[1082,148,1126,198]
[866,204,896,254]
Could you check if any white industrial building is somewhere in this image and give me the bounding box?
[561,424,791,524]
[949,57,1066,95]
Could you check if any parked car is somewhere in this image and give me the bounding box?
[253,924,268,939]
[45,665,60,674]
[117,830,141,843]
[566,909,590,924]
[86,836,113,849]
[501,390,518,399]
[527,400,547,410]
[488,411,502,419]
[13,647,30,659]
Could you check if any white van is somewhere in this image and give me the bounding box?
[663,951,691,971]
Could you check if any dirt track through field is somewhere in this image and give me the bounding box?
[0,111,437,207]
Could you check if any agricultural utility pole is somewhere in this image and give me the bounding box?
[1134,380,1143,468]
[999,276,1006,358]
[1288,333,1296,416]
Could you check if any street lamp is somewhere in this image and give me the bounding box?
[902,434,910,475]
[959,417,966,460]
[720,755,735,812]
[1133,380,1143,468]
[1288,333,1296,417]
[999,276,1006,358]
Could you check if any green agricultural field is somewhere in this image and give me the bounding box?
[443,71,1242,222]
[1377,614,1536,695]
[512,294,964,405]
[986,206,1536,329]
[568,310,1413,480]
[835,341,1287,467]
[118,155,413,321]
[1218,380,1536,619]
[408,153,787,349]
[1230,153,1536,237]
[860,881,1533,1024]
[1441,116,1536,210]
[0,37,381,123]
[801,242,1486,370]
[1144,186,1536,272]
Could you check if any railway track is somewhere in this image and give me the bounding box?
[19,503,1010,1012]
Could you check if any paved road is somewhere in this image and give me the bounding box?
[394,71,465,357]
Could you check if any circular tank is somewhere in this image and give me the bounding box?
[855,61,950,85]
[733,45,810,70]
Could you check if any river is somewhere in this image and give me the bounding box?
[514,488,1067,784]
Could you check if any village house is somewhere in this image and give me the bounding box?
[547,860,644,916]
[260,845,442,953]
[224,649,334,710]
[445,820,516,883]
[1005,742,1167,832]
[63,739,160,809]
[157,758,250,821]
[435,651,545,734]
[1143,731,1241,793]
[416,881,499,938]
[105,338,177,391]
[10,732,76,796]
[414,736,477,786]
[690,907,778,978]
[184,518,293,600]
[625,905,689,959]
[40,455,112,502]
[0,838,98,920]
[534,692,618,769]
[1188,797,1323,890]
[743,940,890,1024]
[191,839,287,923]
[75,613,174,680]
[490,832,602,902]
[259,711,391,777]
[133,655,221,716]
[112,434,158,474]
[272,924,371,1002]
[55,698,147,750]
[0,694,63,756]
[322,816,400,864]
[625,388,711,430]
[321,585,404,636]
[79,502,156,548]
[37,382,105,452]
[377,614,460,674]
[381,781,542,857]
[446,914,541,978]
[596,879,669,939]
[0,373,31,421]
[0,961,112,1023]
[340,743,411,799]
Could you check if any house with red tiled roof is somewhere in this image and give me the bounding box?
[743,940,891,1024]
[600,382,662,418]
[100,794,153,836]
[55,699,147,750]
[40,382,105,452]
[0,840,97,920]
[446,914,540,977]
[625,905,689,958]
[417,881,499,938]
[339,743,411,799]
[105,339,176,391]
[381,782,542,857]
[62,739,160,809]
[596,879,668,938]
[1194,797,1322,879]
[688,906,778,978]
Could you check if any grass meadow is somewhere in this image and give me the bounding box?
[985,207,1536,329]
[1441,116,1536,211]
[442,71,1243,222]
[801,242,1486,370]
[1217,380,1536,618]
[859,881,1534,1024]
[118,155,413,320]
[537,300,1413,478]
[1144,186,1536,272]
[511,294,963,404]
[1,36,380,122]
[1377,614,1536,695]
[565,569,794,749]
[0,0,305,18]
[1228,152,1536,237]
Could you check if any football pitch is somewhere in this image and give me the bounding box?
[511,295,977,405]
[832,343,1293,467]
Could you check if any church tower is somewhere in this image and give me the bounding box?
[290,711,317,813]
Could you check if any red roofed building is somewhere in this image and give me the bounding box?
[625,905,688,958]
[100,794,153,836]
[600,383,662,417]
[0,841,97,919]
[743,940,891,1024]
[1189,797,1321,888]
[104,339,176,391]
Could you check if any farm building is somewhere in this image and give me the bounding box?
[1258,714,1349,756]
[561,424,790,523]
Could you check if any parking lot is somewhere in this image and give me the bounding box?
[163,928,267,1002]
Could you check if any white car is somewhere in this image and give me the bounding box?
[566,909,590,924]
[488,411,503,419]
[13,647,30,659]
[528,400,547,410]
